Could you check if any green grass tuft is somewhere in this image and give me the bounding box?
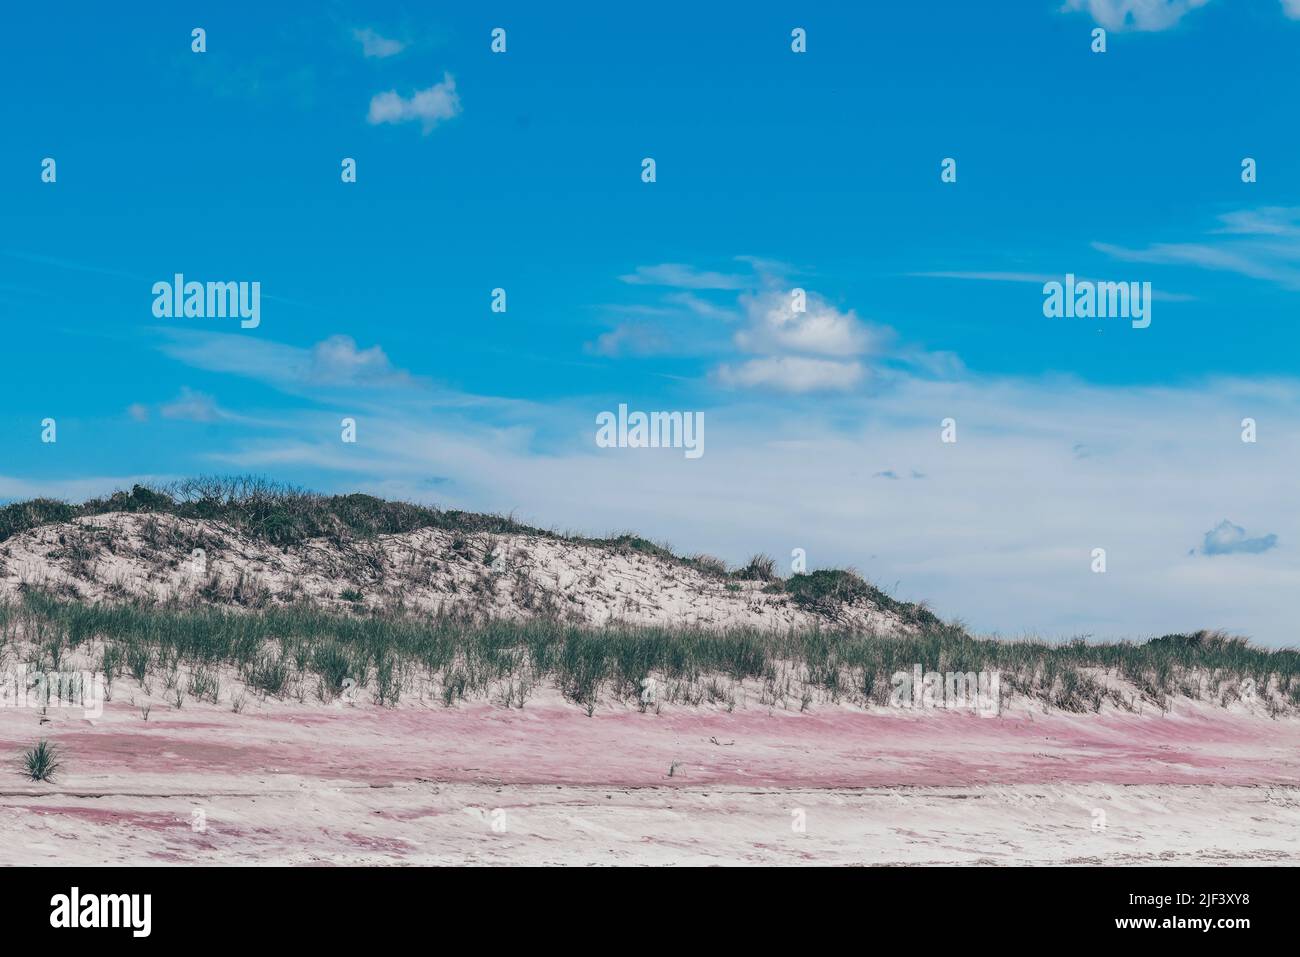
[21,739,61,782]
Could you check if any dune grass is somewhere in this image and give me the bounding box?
[1,590,1296,715]
[21,739,60,782]
[0,477,532,548]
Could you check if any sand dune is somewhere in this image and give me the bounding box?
[0,511,910,633]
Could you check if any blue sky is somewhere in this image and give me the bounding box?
[3,0,1299,644]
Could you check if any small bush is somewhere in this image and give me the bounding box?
[689,554,729,577]
[246,655,289,696]
[786,570,870,615]
[734,553,778,582]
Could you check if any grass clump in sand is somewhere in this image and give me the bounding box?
[21,739,60,782]
[1,590,1296,716]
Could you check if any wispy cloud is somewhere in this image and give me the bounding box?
[715,356,866,393]
[619,263,749,290]
[354,27,406,58]
[584,298,734,358]
[367,73,461,133]
[910,269,1196,302]
[157,330,422,393]
[1094,207,1300,290]
[586,322,678,358]
[911,270,1056,284]
[129,388,265,426]
[1213,207,1300,237]
[3,250,147,282]
[926,208,1300,298]
[663,291,738,322]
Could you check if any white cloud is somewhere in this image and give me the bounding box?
[1285,0,1300,18]
[706,289,880,392]
[733,289,875,358]
[603,265,890,389]
[160,387,226,423]
[353,27,406,58]
[1062,0,1212,31]
[715,356,865,393]
[308,335,413,387]
[367,73,461,133]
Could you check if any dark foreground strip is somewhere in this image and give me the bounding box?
[0,866,1285,943]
